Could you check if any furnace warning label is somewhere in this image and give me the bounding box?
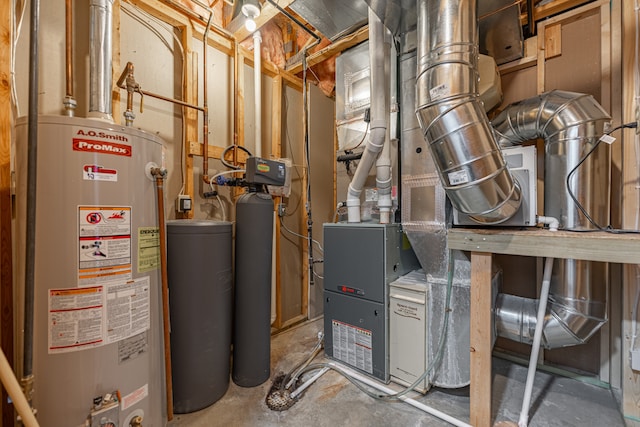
[48,286,105,353]
[331,320,373,374]
[78,206,132,286]
[138,227,160,273]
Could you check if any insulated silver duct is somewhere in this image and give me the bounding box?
[415,0,521,224]
[492,90,611,348]
[89,0,114,120]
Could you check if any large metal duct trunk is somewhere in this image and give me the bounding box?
[415,0,521,225]
[492,90,611,348]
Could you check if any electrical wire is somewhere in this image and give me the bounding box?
[279,216,323,254]
[11,0,27,118]
[565,122,639,234]
[221,144,253,170]
[215,194,227,221]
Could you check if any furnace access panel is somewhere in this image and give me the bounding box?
[323,223,419,382]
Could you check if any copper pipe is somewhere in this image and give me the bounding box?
[202,11,213,183]
[63,0,76,115]
[151,167,173,421]
[116,62,204,127]
[139,88,205,112]
[116,62,136,125]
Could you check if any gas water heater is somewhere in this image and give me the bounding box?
[16,115,167,426]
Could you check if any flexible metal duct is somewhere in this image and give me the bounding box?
[89,0,114,120]
[415,0,521,224]
[492,90,611,348]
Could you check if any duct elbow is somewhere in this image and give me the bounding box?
[495,293,607,349]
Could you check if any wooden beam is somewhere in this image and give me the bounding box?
[287,25,369,75]
[228,0,297,43]
[188,141,249,163]
[448,228,640,264]
[0,0,14,424]
[128,0,235,55]
[469,252,493,427]
[534,0,592,22]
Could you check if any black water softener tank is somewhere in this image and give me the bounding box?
[167,219,233,413]
[232,190,274,387]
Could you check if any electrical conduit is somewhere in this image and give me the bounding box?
[347,8,389,223]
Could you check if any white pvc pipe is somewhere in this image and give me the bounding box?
[327,362,472,427]
[0,350,38,427]
[290,367,330,399]
[347,9,388,223]
[517,256,555,427]
[376,28,393,224]
[253,31,262,158]
[536,215,559,231]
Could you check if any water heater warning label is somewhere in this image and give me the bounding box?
[48,277,151,354]
[78,206,132,286]
[331,320,373,374]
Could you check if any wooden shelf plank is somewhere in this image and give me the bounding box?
[448,228,640,264]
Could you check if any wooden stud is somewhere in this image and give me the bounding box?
[621,0,640,420]
[0,0,13,424]
[470,252,493,427]
[272,75,283,329]
[182,29,197,219]
[544,23,562,60]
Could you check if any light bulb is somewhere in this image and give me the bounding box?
[245,18,257,32]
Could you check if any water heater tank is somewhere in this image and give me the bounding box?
[15,115,167,426]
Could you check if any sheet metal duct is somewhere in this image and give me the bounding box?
[492,90,611,348]
[415,0,521,224]
[289,0,368,41]
[89,0,114,120]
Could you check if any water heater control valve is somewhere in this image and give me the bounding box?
[88,391,119,427]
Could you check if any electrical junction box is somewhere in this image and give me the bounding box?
[176,194,192,212]
[323,223,419,382]
[245,157,286,186]
[453,144,537,227]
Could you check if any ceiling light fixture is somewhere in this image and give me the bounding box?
[241,0,261,32]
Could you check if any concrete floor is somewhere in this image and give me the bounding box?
[168,318,625,427]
